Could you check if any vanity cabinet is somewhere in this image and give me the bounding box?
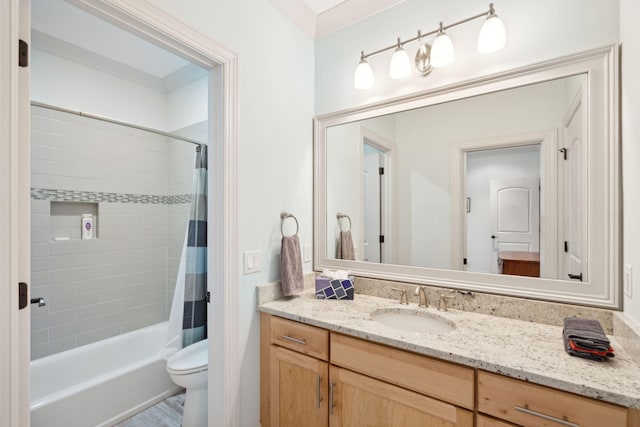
[477,370,633,427]
[261,313,473,427]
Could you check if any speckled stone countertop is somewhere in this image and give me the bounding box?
[258,291,640,409]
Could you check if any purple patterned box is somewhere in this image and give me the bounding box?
[315,276,354,300]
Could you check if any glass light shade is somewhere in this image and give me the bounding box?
[389,47,411,79]
[430,32,454,68]
[477,14,506,54]
[354,59,374,90]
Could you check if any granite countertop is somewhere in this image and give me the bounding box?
[258,291,640,409]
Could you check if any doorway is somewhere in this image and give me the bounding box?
[3,0,239,425]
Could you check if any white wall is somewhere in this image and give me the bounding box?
[167,76,208,132]
[315,0,619,115]
[621,0,640,325]
[145,1,315,426]
[31,48,169,131]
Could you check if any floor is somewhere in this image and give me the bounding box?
[115,392,185,427]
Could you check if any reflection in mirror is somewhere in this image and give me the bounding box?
[315,45,619,308]
[327,74,586,282]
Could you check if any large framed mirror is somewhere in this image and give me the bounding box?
[314,45,620,308]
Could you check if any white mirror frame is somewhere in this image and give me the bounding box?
[314,45,620,308]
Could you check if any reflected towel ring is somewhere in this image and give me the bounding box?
[336,212,352,232]
[280,211,299,237]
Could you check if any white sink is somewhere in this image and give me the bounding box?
[370,309,456,334]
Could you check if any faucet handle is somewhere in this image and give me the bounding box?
[437,294,455,311]
[391,288,409,305]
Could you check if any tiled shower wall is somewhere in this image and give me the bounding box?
[30,106,201,360]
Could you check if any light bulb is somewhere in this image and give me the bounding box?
[354,53,374,90]
[431,25,454,68]
[389,38,411,79]
[478,12,506,54]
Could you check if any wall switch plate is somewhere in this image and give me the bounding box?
[244,250,261,274]
[624,264,633,298]
[303,243,312,263]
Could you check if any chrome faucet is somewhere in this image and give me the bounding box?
[391,288,409,305]
[415,286,429,308]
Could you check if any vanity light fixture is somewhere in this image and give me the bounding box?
[353,3,506,89]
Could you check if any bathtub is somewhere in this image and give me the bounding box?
[31,322,181,427]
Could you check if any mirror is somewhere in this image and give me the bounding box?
[314,46,620,308]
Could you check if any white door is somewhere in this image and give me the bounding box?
[1,0,31,425]
[489,178,540,273]
[363,145,383,263]
[562,89,586,282]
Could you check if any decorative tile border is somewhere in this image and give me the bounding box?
[31,188,191,205]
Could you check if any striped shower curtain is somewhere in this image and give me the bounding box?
[183,145,208,347]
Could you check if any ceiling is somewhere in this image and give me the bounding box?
[270,0,407,38]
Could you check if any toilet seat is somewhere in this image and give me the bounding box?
[167,339,208,375]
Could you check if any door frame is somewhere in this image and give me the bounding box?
[2,1,240,426]
[357,125,395,264]
[450,129,558,277]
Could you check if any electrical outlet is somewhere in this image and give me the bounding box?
[303,244,312,263]
[244,250,261,274]
[624,264,633,298]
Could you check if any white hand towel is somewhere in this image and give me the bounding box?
[280,235,303,296]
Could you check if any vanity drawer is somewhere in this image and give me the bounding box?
[477,415,518,427]
[270,316,329,361]
[330,333,474,409]
[477,370,628,427]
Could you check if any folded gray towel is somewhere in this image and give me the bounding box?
[563,317,610,347]
[280,235,303,296]
[337,230,355,260]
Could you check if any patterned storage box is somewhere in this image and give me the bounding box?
[315,277,354,300]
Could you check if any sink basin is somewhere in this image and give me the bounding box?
[370,309,456,334]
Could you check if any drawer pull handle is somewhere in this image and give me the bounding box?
[281,335,306,345]
[329,382,336,416]
[316,375,323,408]
[515,405,579,427]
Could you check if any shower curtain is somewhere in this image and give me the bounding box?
[183,145,208,347]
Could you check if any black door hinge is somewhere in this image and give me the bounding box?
[18,282,28,309]
[564,241,568,253]
[379,167,384,175]
[559,148,567,160]
[206,291,211,303]
[379,235,385,243]
[19,40,28,67]
[463,258,468,265]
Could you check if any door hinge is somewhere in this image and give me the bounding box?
[206,291,211,303]
[463,258,468,265]
[559,148,567,160]
[19,39,28,67]
[379,167,384,175]
[379,235,385,243]
[18,282,28,310]
[564,241,568,253]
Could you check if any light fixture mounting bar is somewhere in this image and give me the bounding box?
[361,5,494,60]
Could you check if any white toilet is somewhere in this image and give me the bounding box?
[167,339,208,427]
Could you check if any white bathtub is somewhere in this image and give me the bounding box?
[31,322,181,427]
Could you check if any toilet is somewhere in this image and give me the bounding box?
[166,339,208,427]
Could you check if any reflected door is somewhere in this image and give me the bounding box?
[489,178,540,273]
[363,145,384,263]
[562,89,586,282]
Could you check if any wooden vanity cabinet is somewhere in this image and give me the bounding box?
[477,370,638,427]
[261,313,473,427]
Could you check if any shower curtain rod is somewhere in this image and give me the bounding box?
[31,101,204,146]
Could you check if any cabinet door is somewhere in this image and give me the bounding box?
[270,345,329,427]
[329,366,473,427]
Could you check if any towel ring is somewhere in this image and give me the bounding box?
[280,211,299,237]
[336,212,352,232]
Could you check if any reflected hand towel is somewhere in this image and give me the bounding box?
[280,235,303,296]
[337,230,355,260]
